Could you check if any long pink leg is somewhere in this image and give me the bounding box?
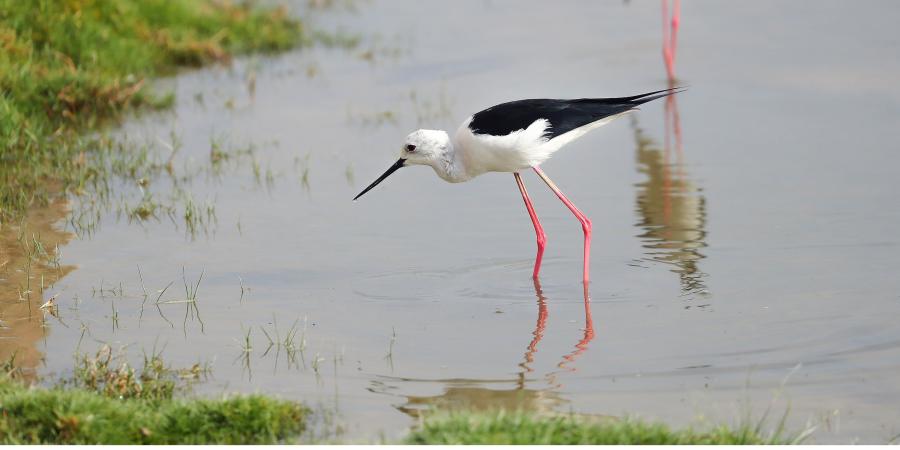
[514,172,546,279]
[533,166,592,282]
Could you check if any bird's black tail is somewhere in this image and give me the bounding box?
[572,87,686,107]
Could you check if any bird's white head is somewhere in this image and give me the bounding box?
[353,129,453,201]
[401,129,451,166]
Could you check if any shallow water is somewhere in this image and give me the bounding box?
[2,0,900,443]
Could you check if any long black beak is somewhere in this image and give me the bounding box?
[353,158,406,201]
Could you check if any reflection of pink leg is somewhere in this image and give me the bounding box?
[517,278,550,389]
[662,0,681,81]
[515,172,546,279]
[663,87,674,223]
[532,166,592,283]
[557,282,596,372]
[672,81,683,162]
[525,278,548,364]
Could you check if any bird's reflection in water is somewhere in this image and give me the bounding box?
[554,283,595,373]
[395,382,567,419]
[381,281,595,418]
[631,88,709,298]
[517,279,549,383]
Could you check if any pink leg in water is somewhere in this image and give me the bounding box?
[514,172,546,279]
[532,166,592,282]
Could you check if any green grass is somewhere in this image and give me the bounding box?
[0,0,303,220]
[0,347,306,444]
[0,376,307,444]
[64,346,202,401]
[405,410,809,445]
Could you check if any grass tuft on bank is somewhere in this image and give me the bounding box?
[0,375,307,444]
[0,347,307,444]
[405,410,809,445]
[0,0,303,220]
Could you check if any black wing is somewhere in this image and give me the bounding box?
[468,88,682,138]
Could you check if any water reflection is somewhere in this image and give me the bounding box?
[395,382,567,418]
[661,0,681,82]
[553,283,595,373]
[517,279,549,383]
[631,90,709,297]
[0,197,76,378]
[379,281,595,418]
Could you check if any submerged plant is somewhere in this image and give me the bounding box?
[67,345,204,401]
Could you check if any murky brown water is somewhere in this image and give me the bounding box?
[2,0,900,443]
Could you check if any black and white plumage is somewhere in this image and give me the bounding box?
[468,88,679,139]
[354,88,681,198]
[353,87,684,282]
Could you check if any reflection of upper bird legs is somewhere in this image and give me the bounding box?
[526,279,550,364]
[662,77,685,235]
[557,282,595,371]
[516,281,596,391]
[663,91,674,225]
[662,0,681,82]
[667,78,684,166]
[517,278,549,390]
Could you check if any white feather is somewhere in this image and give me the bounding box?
[452,112,628,180]
[401,112,630,183]
[454,117,551,175]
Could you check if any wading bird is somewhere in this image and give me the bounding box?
[353,88,682,282]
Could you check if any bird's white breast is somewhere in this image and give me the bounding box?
[454,117,554,177]
[450,112,629,180]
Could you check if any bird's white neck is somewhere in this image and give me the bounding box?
[431,138,472,183]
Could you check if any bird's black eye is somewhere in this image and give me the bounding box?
[406,144,416,152]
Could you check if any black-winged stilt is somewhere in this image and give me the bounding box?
[354,87,683,282]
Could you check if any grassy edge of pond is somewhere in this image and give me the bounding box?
[0,0,303,221]
[0,347,811,445]
[0,379,812,445]
[0,375,308,444]
[0,347,308,444]
[405,410,812,445]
